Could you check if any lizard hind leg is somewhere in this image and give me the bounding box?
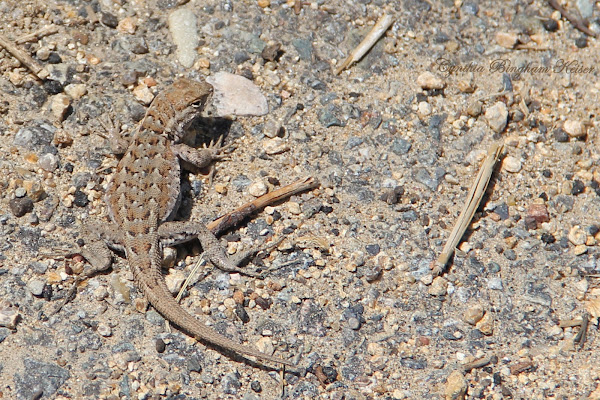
[157,221,264,278]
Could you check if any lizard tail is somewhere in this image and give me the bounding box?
[138,268,296,367]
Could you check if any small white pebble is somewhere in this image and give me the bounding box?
[287,201,301,215]
[563,119,586,138]
[502,156,522,173]
[417,71,445,90]
[97,323,112,337]
[417,101,432,117]
[263,137,289,155]
[248,180,268,197]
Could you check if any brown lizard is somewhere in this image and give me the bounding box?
[72,78,294,367]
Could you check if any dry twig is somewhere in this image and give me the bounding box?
[335,14,393,75]
[548,0,597,37]
[15,25,59,44]
[208,176,319,235]
[0,33,49,79]
[431,142,504,276]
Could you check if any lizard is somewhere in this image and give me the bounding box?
[69,78,294,367]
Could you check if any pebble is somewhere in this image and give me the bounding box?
[418,101,432,117]
[487,277,503,290]
[286,201,301,215]
[574,244,588,255]
[0,306,19,329]
[445,370,467,400]
[543,18,559,32]
[64,83,87,100]
[27,279,46,296]
[117,16,137,34]
[391,138,412,155]
[165,270,186,294]
[51,93,71,122]
[502,156,522,173]
[428,276,448,296]
[133,84,154,105]
[248,180,268,197]
[168,8,198,68]
[97,323,112,337]
[417,71,445,90]
[38,153,59,172]
[475,312,494,335]
[576,0,594,19]
[206,72,268,116]
[568,226,587,246]
[263,137,289,155]
[485,102,508,133]
[563,119,586,138]
[101,11,118,28]
[9,197,34,217]
[53,129,73,146]
[15,187,26,198]
[214,183,228,194]
[347,316,361,330]
[466,101,482,117]
[255,337,274,355]
[496,32,518,48]
[463,304,484,325]
[527,203,549,224]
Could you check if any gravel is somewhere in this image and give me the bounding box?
[0,0,598,399]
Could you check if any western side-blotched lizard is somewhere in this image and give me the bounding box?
[72,78,294,366]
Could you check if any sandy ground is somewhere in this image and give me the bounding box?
[0,0,600,399]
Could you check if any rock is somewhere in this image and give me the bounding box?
[168,8,198,68]
[428,276,448,296]
[527,203,549,224]
[117,16,137,34]
[27,279,46,296]
[391,138,411,155]
[487,277,503,290]
[418,101,432,117]
[463,304,484,325]
[101,12,118,28]
[38,153,59,172]
[206,72,269,116]
[485,102,508,133]
[248,180,268,197]
[476,312,494,335]
[563,119,586,138]
[97,323,112,337]
[576,0,594,19]
[9,196,34,217]
[466,101,482,117]
[133,84,154,105]
[496,32,518,48]
[51,93,71,122]
[417,71,445,90]
[568,226,587,246]
[165,270,185,294]
[445,370,467,400]
[0,305,19,328]
[263,138,289,155]
[502,156,522,173]
[64,83,87,99]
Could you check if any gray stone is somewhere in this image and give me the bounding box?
[14,359,70,400]
[391,138,412,155]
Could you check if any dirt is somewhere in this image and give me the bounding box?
[0,0,599,399]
